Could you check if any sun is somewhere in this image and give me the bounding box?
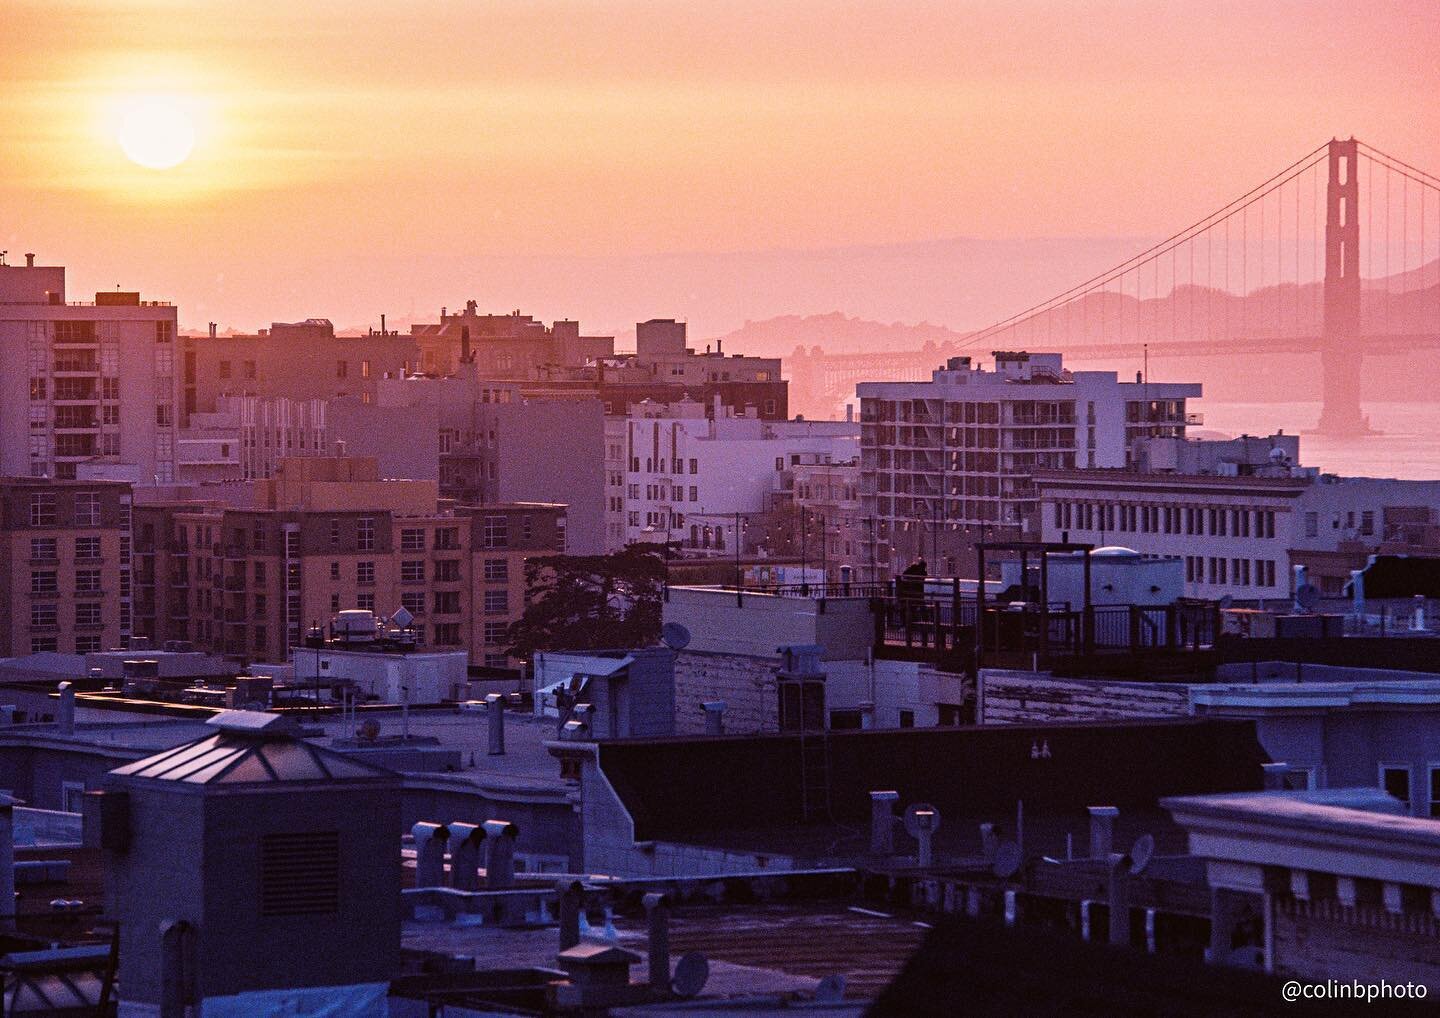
[115,96,197,170]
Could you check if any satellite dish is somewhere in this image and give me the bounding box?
[903,803,942,838]
[1128,833,1156,876]
[671,952,709,998]
[1218,594,1234,610]
[992,840,1023,879]
[661,622,692,650]
[814,973,847,1004]
[1295,584,1321,612]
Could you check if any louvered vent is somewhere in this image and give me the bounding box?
[260,831,340,917]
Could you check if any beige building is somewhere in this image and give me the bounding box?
[0,477,133,656]
[132,458,563,668]
[1,255,180,482]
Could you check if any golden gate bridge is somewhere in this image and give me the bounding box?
[787,139,1440,435]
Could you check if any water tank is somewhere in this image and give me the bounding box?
[333,610,377,642]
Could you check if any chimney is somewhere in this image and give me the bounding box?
[1087,806,1118,859]
[979,822,998,860]
[717,339,723,355]
[482,820,517,889]
[57,681,75,735]
[702,701,726,736]
[380,313,386,336]
[447,822,483,891]
[643,892,672,991]
[208,322,217,340]
[557,879,584,951]
[1262,762,1289,791]
[1107,852,1129,946]
[24,253,34,268]
[869,790,899,854]
[911,807,938,867]
[461,325,472,364]
[0,794,17,931]
[486,693,505,755]
[411,822,450,888]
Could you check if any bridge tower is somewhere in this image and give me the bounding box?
[1315,137,1370,435]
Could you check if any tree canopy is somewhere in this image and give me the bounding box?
[505,543,669,660]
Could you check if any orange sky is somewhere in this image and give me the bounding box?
[3,0,1438,332]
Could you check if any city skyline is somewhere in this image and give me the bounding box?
[3,1,1438,333]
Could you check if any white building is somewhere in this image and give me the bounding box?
[1037,436,1440,601]
[858,351,1201,578]
[0,254,180,482]
[603,399,859,551]
[291,642,469,705]
[179,394,330,482]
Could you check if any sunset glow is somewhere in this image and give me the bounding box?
[114,95,196,169]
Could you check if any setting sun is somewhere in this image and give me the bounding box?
[114,95,196,169]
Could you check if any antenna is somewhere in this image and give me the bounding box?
[1128,833,1156,876]
[991,840,1023,879]
[660,622,692,650]
[671,952,709,998]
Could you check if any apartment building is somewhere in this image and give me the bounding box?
[132,458,562,667]
[792,458,866,582]
[184,319,416,421]
[1036,437,1440,600]
[858,351,1201,579]
[179,394,330,482]
[604,399,859,551]
[1,255,180,482]
[0,477,133,656]
[409,301,613,377]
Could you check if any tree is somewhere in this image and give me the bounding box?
[505,544,669,659]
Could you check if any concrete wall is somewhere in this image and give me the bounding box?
[1273,897,1440,990]
[663,587,874,661]
[977,669,1191,725]
[673,650,778,735]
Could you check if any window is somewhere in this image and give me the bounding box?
[433,591,461,615]
[483,621,508,643]
[434,559,461,582]
[432,622,461,645]
[483,558,508,582]
[775,457,784,471]
[30,571,58,596]
[253,561,266,584]
[484,653,509,669]
[330,593,341,612]
[29,378,45,400]
[400,560,425,583]
[29,493,56,527]
[434,527,460,550]
[1430,766,1440,818]
[75,635,102,653]
[1361,510,1375,536]
[75,569,101,594]
[156,405,172,427]
[30,636,58,654]
[361,359,371,379]
[243,360,256,379]
[401,591,426,616]
[336,360,348,379]
[482,516,508,549]
[356,518,375,551]
[329,519,340,546]
[899,710,915,728]
[764,399,777,416]
[356,561,375,585]
[400,528,426,551]
[260,832,339,917]
[75,602,102,627]
[30,603,57,630]
[355,592,375,611]
[329,561,340,580]
[30,538,57,562]
[1381,764,1412,812]
[219,360,232,379]
[1304,511,1318,538]
[484,589,509,615]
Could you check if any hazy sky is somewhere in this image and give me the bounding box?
[3,0,1438,331]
